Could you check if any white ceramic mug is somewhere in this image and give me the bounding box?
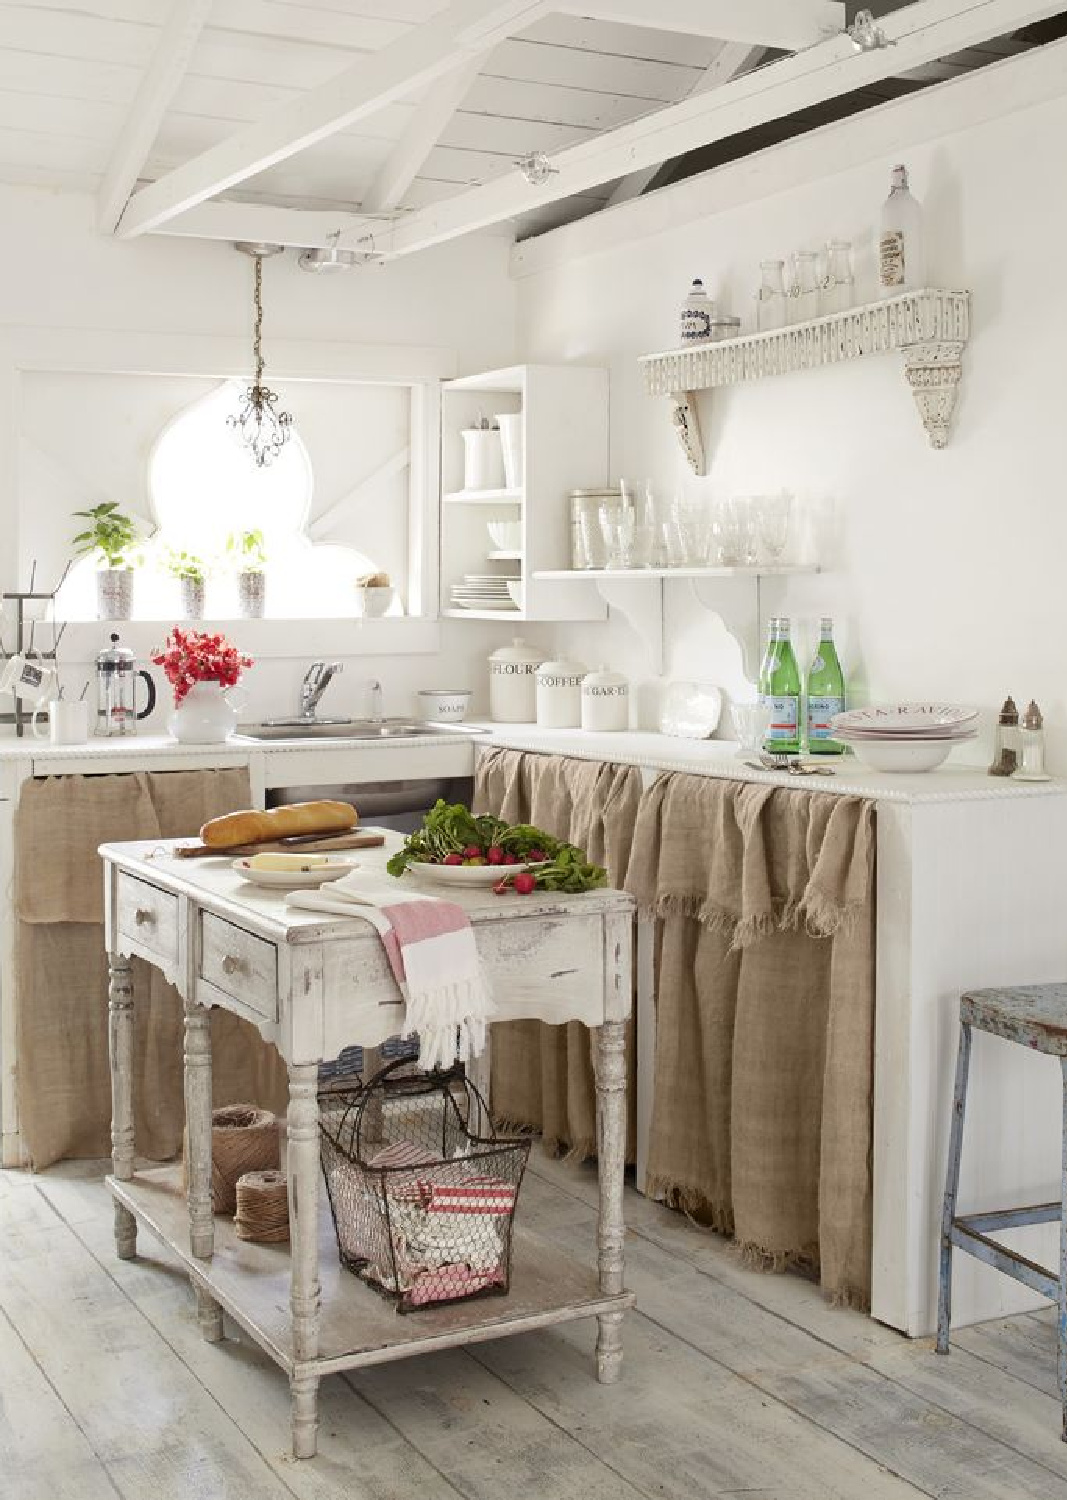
[0,652,57,705]
[32,698,90,745]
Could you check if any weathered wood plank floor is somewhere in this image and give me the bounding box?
[2,1152,1065,1500]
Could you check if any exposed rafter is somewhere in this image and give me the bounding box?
[607,42,764,208]
[554,0,843,49]
[374,0,1067,260]
[360,54,486,215]
[117,0,550,238]
[148,200,383,250]
[97,0,216,234]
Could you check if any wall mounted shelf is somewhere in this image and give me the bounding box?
[639,288,971,474]
[533,565,818,581]
[443,488,522,505]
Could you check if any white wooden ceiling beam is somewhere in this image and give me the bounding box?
[554,0,844,50]
[607,41,763,207]
[149,200,383,249]
[116,0,550,238]
[378,0,1067,259]
[360,54,486,215]
[97,0,216,234]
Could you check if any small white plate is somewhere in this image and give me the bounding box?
[407,860,550,887]
[660,681,723,739]
[233,857,358,889]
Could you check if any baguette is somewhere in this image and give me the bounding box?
[200,800,358,850]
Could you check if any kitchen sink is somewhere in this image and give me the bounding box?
[237,718,454,741]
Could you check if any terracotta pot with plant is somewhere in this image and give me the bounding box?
[227,529,268,618]
[165,549,209,620]
[72,502,141,620]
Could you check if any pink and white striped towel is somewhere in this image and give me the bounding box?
[286,872,494,1070]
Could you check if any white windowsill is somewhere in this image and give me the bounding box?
[50,617,443,660]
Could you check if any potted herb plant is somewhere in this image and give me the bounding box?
[71,502,141,620]
[226,529,267,618]
[164,549,209,620]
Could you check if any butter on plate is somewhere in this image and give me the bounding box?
[247,852,333,872]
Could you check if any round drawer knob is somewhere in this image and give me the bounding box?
[221,954,243,976]
[134,908,154,927]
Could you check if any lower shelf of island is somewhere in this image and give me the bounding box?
[108,1166,633,1378]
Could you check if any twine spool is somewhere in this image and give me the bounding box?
[184,1104,279,1214]
[235,1169,290,1244]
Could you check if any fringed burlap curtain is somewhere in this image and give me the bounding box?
[626,773,876,1307]
[15,769,288,1169]
[473,747,643,1161]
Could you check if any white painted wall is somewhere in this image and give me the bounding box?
[515,87,1067,771]
[0,185,546,729]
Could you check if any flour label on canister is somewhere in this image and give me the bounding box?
[490,661,536,677]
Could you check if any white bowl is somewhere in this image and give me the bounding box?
[417,689,472,722]
[843,736,962,773]
[355,586,394,618]
[487,520,521,551]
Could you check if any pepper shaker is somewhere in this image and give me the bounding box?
[988,695,1019,776]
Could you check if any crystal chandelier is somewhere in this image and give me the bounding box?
[228,242,292,468]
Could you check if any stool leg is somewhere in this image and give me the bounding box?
[937,1019,972,1355]
[1060,1058,1067,1441]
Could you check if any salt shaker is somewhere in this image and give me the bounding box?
[988,695,1019,777]
[1015,700,1050,781]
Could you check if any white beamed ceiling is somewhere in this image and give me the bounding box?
[0,0,732,233]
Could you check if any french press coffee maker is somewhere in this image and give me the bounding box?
[94,633,157,737]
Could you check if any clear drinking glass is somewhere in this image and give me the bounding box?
[731,701,773,755]
[757,491,792,563]
[711,500,743,566]
[787,251,820,324]
[820,240,854,315]
[622,480,654,568]
[598,503,620,569]
[756,260,786,332]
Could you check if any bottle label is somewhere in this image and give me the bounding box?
[879,230,905,288]
[681,306,712,342]
[762,694,799,741]
[808,695,845,741]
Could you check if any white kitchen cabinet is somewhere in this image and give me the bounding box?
[441,364,609,623]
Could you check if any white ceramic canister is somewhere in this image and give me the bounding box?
[488,637,543,722]
[580,665,629,732]
[535,658,587,729]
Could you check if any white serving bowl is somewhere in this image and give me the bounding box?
[842,735,970,773]
[355,585,395,618]
[417,689,472,723]
[487,520,521,552]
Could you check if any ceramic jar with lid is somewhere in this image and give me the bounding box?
[535,658,587,729]
[581,665,629,732]
[488,637,543,722]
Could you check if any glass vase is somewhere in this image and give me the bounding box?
[756,260,786,332]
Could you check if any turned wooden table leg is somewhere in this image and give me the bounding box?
[108,952,137,1261]
[594,1017,627,1384]
[184,998,215,1262]
[288,1063,322,1459]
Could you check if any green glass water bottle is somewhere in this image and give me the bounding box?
[805,616,846,754]
[759,616,801,754]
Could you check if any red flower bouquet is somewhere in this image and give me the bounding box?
[152,628,253,706]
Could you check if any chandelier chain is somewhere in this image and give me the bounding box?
[252,254,265,388]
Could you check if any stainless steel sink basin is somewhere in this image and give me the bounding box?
[237,718,448,742]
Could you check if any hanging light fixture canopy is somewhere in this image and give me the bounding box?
[228,241,292,468]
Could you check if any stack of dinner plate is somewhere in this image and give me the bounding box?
[449,573,521,611]
[830,703,979,773]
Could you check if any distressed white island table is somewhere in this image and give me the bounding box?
[100,837,635,1459]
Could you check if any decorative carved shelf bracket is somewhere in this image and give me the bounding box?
[642,289,970,466]
[900,339,965,450]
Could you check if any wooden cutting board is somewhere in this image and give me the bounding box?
[174,829,387,859]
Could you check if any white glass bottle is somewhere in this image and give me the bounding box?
[756,260,787,332]
[878,164,926,296]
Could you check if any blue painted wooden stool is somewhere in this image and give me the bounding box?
[937,984,1067,1440]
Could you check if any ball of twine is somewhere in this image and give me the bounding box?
[183,1104,279,1214]
[235,1169,290,1244]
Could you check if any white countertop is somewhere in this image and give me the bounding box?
[0,722,1060,806]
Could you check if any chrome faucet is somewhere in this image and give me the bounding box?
[299,661,342,719]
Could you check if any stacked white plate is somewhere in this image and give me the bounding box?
[830,703,979,772]
[450,573,521,611]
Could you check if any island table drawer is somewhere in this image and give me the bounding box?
[199,914,278,1023]
[116,875,179,968]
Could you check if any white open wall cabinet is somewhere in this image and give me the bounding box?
[440,364,609,623]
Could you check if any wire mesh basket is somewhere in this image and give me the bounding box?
[319,1058,531,1313]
